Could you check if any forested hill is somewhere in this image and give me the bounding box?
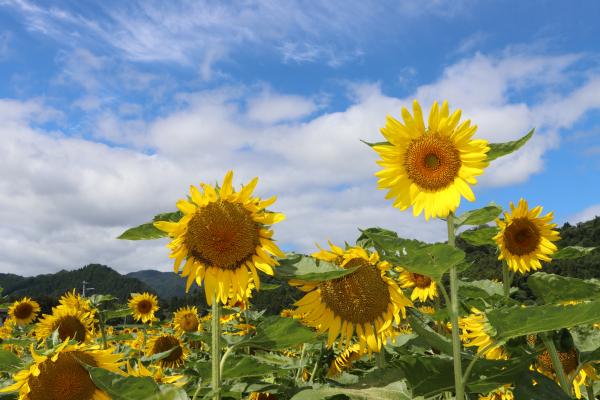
[0,264,154,301]
[459,216,600,281]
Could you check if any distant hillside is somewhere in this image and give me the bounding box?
[0,264,155,302]
[127,270,187,299]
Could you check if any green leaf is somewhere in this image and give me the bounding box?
[117,211,182,240]
[222,356,283,380]
[512,370,572,400]
[290,382,413,400]
[356,227,426,257]
[487,128,534,162]
[258,283,280,291]
[275,254,359,282]
[459,279,505,299]
[552,246,597,260]
[89,294,117,305]
[407,314,453,356]
[360,139,391,148]
[570,325,600,364]
[87,366,160,400]
[393,243,465,281]
[455,204,502,227]
[140,346,178,363]
[103,308,132,321]
[146,386,190,400]
[486,300,600,341]
[0,349,21,372]
[239,316,317,350]
[528,272,600,304]
[460,226,499,247]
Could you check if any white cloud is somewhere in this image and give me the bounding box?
[568,204,600,224]
[246,90,321,124]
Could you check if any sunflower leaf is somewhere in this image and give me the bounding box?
[140,345,178,363]
[103,308,133,321]
[117,211,182,240]
[512,370,572,400]
[357,227,426,257]
[391,243,465,281]
[528,272,600,304]
[454,204,502,227]
[459,226,499,247]
[552,245,597,260]
[360,139,391,147]
[0,349,22,372]
[86,366,160,399]
[239,316,318,350]
[487,128,534,162]
[486,300,600,341]
[407,314,453,356]
[275,254,359,281]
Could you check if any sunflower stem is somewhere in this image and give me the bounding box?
[586,383,594,400]
[447,213,465,400]
[98,312,108,350]
[309,343,323,383]
[219,345,236,378]
[295,343,307,383]
[541,333,572,397]
[211,295,222,400]
[376,348,386,368]
[501,261,511,298]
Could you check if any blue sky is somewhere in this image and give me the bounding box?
[1,0,599,275]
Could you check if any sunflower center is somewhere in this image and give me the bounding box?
[14,303,34,319]
[503,217,541,256]
[181,313,199,332]
[404,134,461,190]
[136,299,154,314]
[319,259,391,324]
[153,335,184,363]
[411,273,432,288]
[53,316,88,342]
[28,351,98,400]
[538,348,578,375]
[185,200,260,270]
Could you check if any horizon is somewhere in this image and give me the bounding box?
[1,1,600,276]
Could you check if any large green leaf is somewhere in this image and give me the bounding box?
[512,370,571,400]
[356,227,426,257]
[487,128,534,162]
[459,226,499,247]
[222,356,283,380]
[459,279,504,299]
[87,366,160,400]
[570,325,600,364]
[117,211,182,240]
[552,246,597,260]
[455,205,502,227]
[528,272,600,304]
[391,243,465,281]
[0,349,21,372]
[146,387,190,400]
[275,254,358,282]
[407,314,453,356]
[291,382,413,400]
[239,316,317,350]
[103,308,132,321]
[486,301,600,341]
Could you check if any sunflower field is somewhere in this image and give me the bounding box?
[1,100,599,400]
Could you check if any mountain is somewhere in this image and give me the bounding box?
[0,264,154,302]
[127,270,187,299]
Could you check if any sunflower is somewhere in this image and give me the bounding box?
[36,306,95,343]
[373,100,489,220]
[326,343,365,377]
[128,292,159,324]
[154,170,285,306]
[145,334,189,368]
[494,199,560,274]
[8,297,40,326]
[126,361,187,386]
[248,393,277,400]
[291,243,413,353]
[459,308,506,360]
[172,306,201,335]
[397,269,438,302]
[0,341,122,400]
[479,385,514,400]
[58,290,92,313]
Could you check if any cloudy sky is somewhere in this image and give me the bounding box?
[1,0,599,276]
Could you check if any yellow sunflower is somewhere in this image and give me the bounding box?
[248,393,277,400]
[373,100,489,220]
[154,170,285,305]
[291,243,413,353]
[8,297,41,326]
[397,269,438,302]
[145,333,189,368]
[58,290,92,313]
[0,341,123,400]
[326,343,365,377]
[126,361,187,386]
[459,308,506,360]
[128,292,159,324]
[36,306,95,343]
[173,306,201,334]
[494,199,560,274]
[479,385,514,400]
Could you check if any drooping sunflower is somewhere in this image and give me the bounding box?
[291,243,413,353]
[36,306,95,343]
[173,306,201,334]
[128,292,159,324]
[154,170,285,305]
[0,341,123,400]
[326,343,365,377]
[459,308,506,360]
[373,100,489,220]
[494,199,560,274]
[8,297,41,326]
[397,269,438,302]
[145,333,189,368]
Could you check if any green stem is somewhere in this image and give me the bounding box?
[447,213,465,400]
[376,348,386,369]
[462,342,496,386]
[219,345,236,378]
[541,334,572,397]
[211,295,222,400]
[586,383,595,400]
[295,344,307,383]
[309,343,323,383]
[192,378,203,400]
[98,313,108,350]
[501,261,512,298]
